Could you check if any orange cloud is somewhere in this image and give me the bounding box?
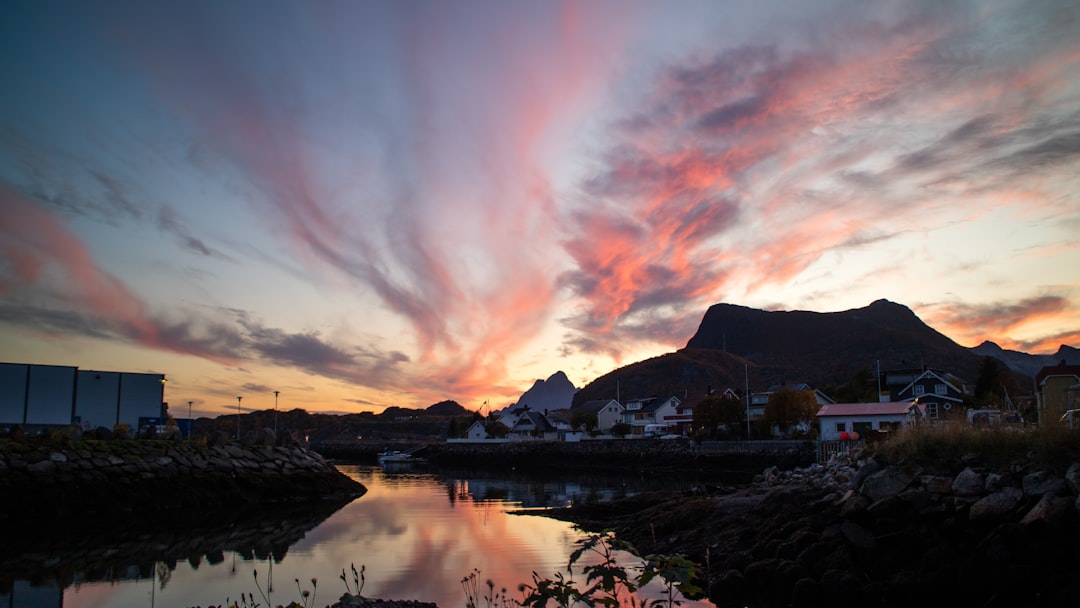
[918,296,1076,350]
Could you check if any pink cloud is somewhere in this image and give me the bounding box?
[560,3,1080,356]
[100,2,641,407]
[0,183,158,340]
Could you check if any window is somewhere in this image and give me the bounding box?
[853,422,873,433]
[934,384,947,395]
[913,385,926,396]
[926,403,939,418]
[835,422,846,432]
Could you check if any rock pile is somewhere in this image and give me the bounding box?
[0,439,366,521]
[717,453,1080,606]
[550,450,1080,608]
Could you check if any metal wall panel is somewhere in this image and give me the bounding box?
[75,370,121,429]
[117,373,165,429]
[0,362,29,425]
[25,365,76,425]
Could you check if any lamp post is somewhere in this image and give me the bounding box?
[187,401,193,438]
[236,396,242,440]
[273,390,280,436]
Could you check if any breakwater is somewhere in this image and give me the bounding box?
[0,439,366,521]
[314,439,816,482]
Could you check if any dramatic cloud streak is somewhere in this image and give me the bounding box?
[560,1,1080,356]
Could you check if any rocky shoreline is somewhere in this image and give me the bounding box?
[0,438,366,522]
[544,449,1080,608]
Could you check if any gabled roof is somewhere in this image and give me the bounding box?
[574,399,623,414]
[510,410,556,433]
[897,369,961,397]
[1036,363,1080,386]
[641,396,681,413]
[817,401,921,417]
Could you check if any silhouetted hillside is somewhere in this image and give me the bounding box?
[970,341,1080,378]
[572,349,757,406]
[575,299,1034,405]
[683,299,986,387]
[424,400,469,416]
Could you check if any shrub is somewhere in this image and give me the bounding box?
[468,531,700,608]
[866,424,1080,473]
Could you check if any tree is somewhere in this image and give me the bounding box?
[973,356,1024,408]
[571,411,598,433]
[823,368,878,404]
[610,422,632,437]
[763,388,818,435]
[692,395,746,438]
[485,421,510,438]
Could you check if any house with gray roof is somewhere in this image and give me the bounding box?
[571,399,624,433]
[622,396,682,436]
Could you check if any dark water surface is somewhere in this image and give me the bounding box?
[3,465,714,608]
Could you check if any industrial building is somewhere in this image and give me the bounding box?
[0,362,166,433]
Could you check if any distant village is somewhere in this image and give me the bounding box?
[451,362,1080,444]
[2,360,1079,448]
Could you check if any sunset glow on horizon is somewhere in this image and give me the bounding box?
[2,1,1078,416]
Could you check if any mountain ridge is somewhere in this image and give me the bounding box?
[574,299,1069,405]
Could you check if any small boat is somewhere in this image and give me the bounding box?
[377,449,426,464]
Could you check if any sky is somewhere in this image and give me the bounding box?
[1,0,1078,417]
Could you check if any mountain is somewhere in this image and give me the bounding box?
[513,371,576,412]
[426,400,469,416]
[572,349,751,406]
[575,299,1058,405]
[684,299,986,387]
[970,341,1080,379]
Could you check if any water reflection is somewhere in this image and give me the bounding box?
[0,466,708,608]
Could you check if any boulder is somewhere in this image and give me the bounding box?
[1021,492,1070,527]
[1022,471,1065,497]
[952,467,985,497]
[1065,462,1080,495]
[861,466,915,502]
[852,458,884,488]
[969,487,1023,522]
[840,521,877,550]
[920,475,954,495]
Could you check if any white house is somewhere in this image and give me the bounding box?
[816,401,924,440]
[464,420,489,440]
[571,399,625,433]
[623,396,682,435]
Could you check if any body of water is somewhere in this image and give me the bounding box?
[3,465,712,608]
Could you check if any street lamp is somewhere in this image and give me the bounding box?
[273,390,280,436]
[236,396,242,440]
[188,401,193,438]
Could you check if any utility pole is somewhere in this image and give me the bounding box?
[236,396,242,441]
[187,401,193,438]
[744,364,751,439]
[273,390,280,436]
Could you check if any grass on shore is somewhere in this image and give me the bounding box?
[865,424,1080,473]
